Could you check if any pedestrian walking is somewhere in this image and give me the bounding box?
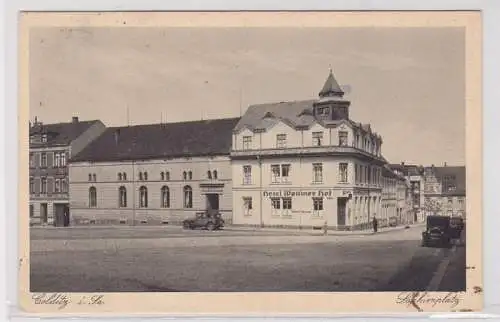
[372,217,378,233]
[323,220,328,236]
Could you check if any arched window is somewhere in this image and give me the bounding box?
[92,174,96,182]
[89,187,97,208]
[213,170,218,180]
[165,171,170,181]
[188,171,193,180]
[183,185,193,208]
[139,186,148,208]
[160,172,165,181]
[118,173,122,181]
[118,186,127,207]
[139,172,143,181]
[161,186,170,208]
[207,171,212,179]
[144,172,148,181]
[183,171,187,180]
[88,174,92,181]
[123,173,127,181]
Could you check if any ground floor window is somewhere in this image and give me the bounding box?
[88,187,97,208]
[282,197,292,210]
[243,197,252,216]
[313,197,323,211]
[119,186,127,207]
[184,185,193,208]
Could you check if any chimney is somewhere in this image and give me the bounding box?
[34,116,38,125]
[114,129,120,145]
[401,162,405,166]
[444,162,447,167]
[72,116,79,123]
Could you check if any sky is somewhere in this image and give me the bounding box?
[29,27,465,166]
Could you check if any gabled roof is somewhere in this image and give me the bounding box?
[29,119,103,147]
[71,117,241,163]
[429,166,466,196]
[319,69,344,98]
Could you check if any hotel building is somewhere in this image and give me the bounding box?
[68,118,239,225]
[230,70,391,230]
[29,117,106,226]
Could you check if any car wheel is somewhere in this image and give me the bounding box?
[207,223,215,231]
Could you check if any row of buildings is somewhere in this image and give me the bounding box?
[29,70,466,229]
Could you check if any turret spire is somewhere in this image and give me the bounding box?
[319,68,344,98]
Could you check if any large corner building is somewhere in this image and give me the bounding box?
[230,70,409,230]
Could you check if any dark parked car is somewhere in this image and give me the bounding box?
[421,215,452,248]
[450,217,465,239]
[182,212,225,230]
[388,216,398,227]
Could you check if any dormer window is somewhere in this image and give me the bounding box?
[338,131,348,147]
[276,134,287,148]
[41,134,47,143]
[312,132,323,146]
[242,136,252,150]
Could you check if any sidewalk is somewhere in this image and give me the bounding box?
[225,223,425,236]
[30,222,425,236]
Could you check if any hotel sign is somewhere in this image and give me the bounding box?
[263,189,352,198]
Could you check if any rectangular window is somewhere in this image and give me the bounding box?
[313,163,323,183]
[312,132,323,146]
[282,197,292,210]
[55,153,60,167]
[61,152,67,167]
[29,153,35,168]
[41,153,47,168]
[243,165,252,185]
[276,134,287,148]
[243,197,253,216]
[338,163,348,183]
[313,197,324,211]
[242,136,252,150]
[29,177,34,194]
[271,164,281,183]
[355,134,360,148]
[41,177,47,194]
[41,134,47,143]
[281,164,291,183]
[271,197,281,209]
[61,179,67,193]
[54,179,60,193]
[338,131,348,146]
[317,107,330,115]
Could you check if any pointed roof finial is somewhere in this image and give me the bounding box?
[319,67,344,98]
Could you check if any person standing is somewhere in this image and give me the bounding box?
[372,217,378,233]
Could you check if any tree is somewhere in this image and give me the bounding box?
[423,197,443,215]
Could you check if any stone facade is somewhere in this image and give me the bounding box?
[29,117,106,226]
[69,156,233,225]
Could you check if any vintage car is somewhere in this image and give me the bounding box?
[421,215,453,248]
[450,217,465,239]
[182,211,225,230]
[388,216,398,227]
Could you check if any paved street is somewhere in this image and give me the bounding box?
[29,225,465,292]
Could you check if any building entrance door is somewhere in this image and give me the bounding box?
[337,197,347,226]
[40,203,48,224]
[54,204,70,227]
[206,194,220,214]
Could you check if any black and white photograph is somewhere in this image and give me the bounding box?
[18,11,482,314]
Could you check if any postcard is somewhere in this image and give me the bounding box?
[18,11,482,315]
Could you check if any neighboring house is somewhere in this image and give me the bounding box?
[423,164,466,218]
[231,69,388,230]
[29,117,106,226]
[68,118,240,226]
[389,163,426,223]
